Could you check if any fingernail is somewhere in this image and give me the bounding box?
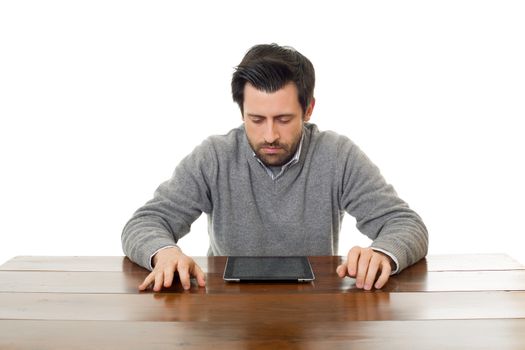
[365,284,371,290]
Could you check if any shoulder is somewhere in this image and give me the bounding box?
[306,123,375,175]
[182,125,245,171]
[204,125,245,153]
[175,126,244,179]
[306,123,357,155]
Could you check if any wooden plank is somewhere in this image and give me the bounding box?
[1,254,522,273]
[1,291,525,321]
[1,269,525,294]
[0,256,151,272]
[385,269,525,292]
[1,319,524,350]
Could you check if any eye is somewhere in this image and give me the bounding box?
[251,117,263,124]
[278,117,292,124]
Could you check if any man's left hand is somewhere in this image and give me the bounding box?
[336,246,393,290]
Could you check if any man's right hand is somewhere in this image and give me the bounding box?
[138,246,206,292]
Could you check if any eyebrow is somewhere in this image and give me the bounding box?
[246,113,296,118]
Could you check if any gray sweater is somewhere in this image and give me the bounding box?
[122,123,428,272]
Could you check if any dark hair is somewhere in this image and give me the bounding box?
[231,43,315,115]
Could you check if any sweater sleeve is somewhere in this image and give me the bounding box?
[121,139,216,270]
[338,139,428,273]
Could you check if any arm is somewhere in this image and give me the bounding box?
[336,139,428,288]
[121,139,216,289]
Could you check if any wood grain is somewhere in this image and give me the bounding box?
[1,255,524,349]
[1,291,525,321]
[1,269,524,294]
[1,254,522,273]
[1,319,525,350]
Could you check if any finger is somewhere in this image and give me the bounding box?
[355,249,372,289]
[178,263,191,290]
[375,259,392,289]
[346,247,362,277]
[139,272,155,291]
[152,272,165,292]
[163,265,175,288]
[193,264,206,287]
[336,263,347,278]
[364,254,382,290]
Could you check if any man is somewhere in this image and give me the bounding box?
[122,43,428,292]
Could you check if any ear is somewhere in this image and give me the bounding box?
[303,98,316,122]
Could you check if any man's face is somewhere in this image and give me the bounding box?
[243,82,314,167]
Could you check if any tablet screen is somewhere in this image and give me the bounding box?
[223,256,315,282]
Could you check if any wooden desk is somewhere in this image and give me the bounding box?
[1,254,524,349]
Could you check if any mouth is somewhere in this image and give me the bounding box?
[261,147,282,155]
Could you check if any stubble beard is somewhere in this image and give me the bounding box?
[248,132,302,167]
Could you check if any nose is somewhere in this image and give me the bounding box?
[264,120,279,144]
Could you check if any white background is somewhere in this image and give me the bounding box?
[1,1,524,266]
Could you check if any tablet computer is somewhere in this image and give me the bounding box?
[223,256,315,282]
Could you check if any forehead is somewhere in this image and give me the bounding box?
[243,82,301,115]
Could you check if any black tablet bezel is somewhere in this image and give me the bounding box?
[223,256,315,282]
